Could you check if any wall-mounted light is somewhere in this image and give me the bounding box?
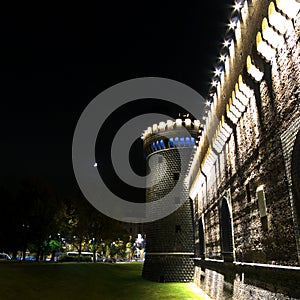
[219,54,227,62]
[229,20,237,30]
[246,55,264,82]
[214,68,223,76]
[233,2,243,11]
[223,39,232,48]
[212,80,218,87]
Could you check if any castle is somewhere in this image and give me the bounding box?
[142,0,300,299]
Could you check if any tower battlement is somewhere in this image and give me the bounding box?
[141,117,202,156]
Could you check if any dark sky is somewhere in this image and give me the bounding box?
[0,2,233,199]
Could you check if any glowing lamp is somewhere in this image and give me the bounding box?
[212,80,218,87]
[220,54,227,62]
[234,2,243,11]
[223,39,232,48]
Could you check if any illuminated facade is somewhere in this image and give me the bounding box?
[143,0,300,299]
[141,117,200,282]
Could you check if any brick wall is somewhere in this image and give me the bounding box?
[142,147,195,282]
[190,0,300,298]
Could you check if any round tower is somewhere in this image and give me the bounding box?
[141,115,201,282]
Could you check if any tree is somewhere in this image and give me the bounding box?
[15,177,64,261]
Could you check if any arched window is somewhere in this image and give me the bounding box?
[185,137,190,146]
[174,137,179,146]
[180,137,185,146]
[219,197,234,261]
[191,137,195,146]
[160,139,165,149]
[155,140,161,150]
[151,142,156,151]
[169,138,174,148]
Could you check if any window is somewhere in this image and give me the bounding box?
[256,185,267,217]
[156,140,161,150]
[180,137,185,146]
[185,137,191,146]
[219,197,234,261]
[256,185,268,231]
[174,137,179,146]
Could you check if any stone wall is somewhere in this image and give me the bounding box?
[189,0,300,298]
[142,146,195,282]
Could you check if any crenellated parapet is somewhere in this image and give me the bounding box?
[189,0,300,188]
[141,117,202,157]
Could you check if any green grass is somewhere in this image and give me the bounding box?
[0,262,208,300]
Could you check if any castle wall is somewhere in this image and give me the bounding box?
[189,0,300,298]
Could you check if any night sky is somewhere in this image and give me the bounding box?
[0,2,233,200]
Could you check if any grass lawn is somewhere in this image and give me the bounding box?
[0,262,209,300]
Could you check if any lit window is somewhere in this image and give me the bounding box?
[180,137,185,146]
[156,140,161,150]
[185,137,190,146]
[174,137,179,146]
